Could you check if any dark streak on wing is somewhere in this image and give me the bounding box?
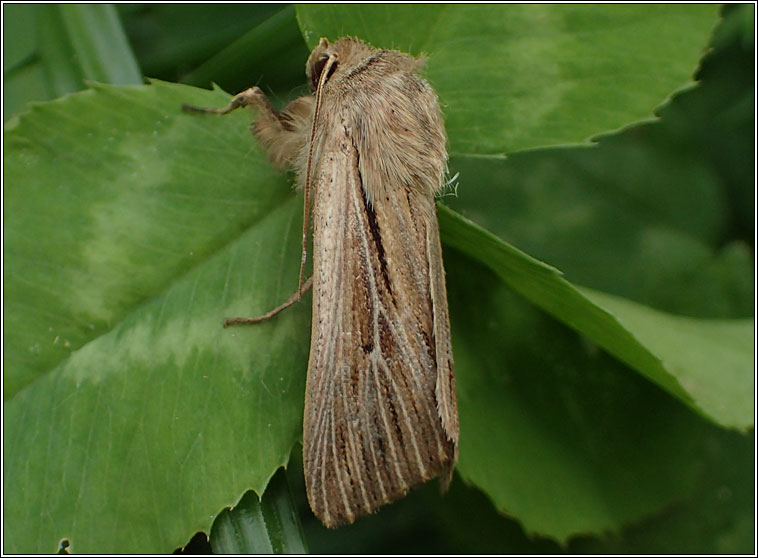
[356,148,394,300]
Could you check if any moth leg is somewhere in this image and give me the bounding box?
[183,87,295,160]
[182,86,277,118]
[184,89,316,327]
[224,275,313,327]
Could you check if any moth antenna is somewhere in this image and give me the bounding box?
[299,53,339,295]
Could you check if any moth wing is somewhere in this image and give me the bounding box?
[303,123,457,528]
[426,205,460,480]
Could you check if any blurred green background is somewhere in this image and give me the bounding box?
[3,3,753,555]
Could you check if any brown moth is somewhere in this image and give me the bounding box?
[183,36,459,528]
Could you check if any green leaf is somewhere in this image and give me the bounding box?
[3,4,751,552]
[568,426,754,554]
[210,469,307,554]
[430,412,754,553]
[117,4,280,77]
[4,4,141,119]
[5,79,751,552]
[178,6,310,98]
[296,4,721,154]
[443,119,753,319]
[579,287,753,428]
[4,81,285,395]
[118,4,308,98]
[446,249,732,540]
[439,206,753,431]
[3,4,46,118]
[3,81,310,553]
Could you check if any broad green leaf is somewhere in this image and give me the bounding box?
[439,206,754,431]
[446,249,732,541]
[429,403,753,553]
[579,287,753,428]
[445,133,752,320]
[3,199,310,551]
[4,80,751,552]
[568,426,754,554]
[4,5,751,552]
[210,470,307,554]
[3,81,310,553]
[3,81,292,396]
[296,4,721,155]
[4,4,141,119]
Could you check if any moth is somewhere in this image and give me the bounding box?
[184,37,459,528]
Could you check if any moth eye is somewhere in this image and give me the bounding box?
[309,55,328,91]
[309,55,338,92]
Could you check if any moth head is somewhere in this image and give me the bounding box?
[306,37,337,93]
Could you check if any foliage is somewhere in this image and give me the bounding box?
[3,4,753,554]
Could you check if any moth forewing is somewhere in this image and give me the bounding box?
[427,209,460,479]
[303,37,459,528]
[183,36,458,528]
